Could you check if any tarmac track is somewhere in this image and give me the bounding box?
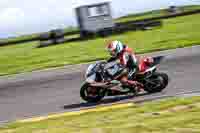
[0,46,200,124]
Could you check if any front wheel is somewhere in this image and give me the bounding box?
[144,72,169,93]
[80,82,106,103]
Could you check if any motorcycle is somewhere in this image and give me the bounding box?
[80,56,169,103]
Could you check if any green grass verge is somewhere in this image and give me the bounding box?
[1,96,200,133]
[0,27,78,46]
[0,13,200,76]
[116,5,200,23]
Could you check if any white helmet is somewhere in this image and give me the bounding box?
[106,40,123,57]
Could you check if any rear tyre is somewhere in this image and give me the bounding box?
[145,72,168,93]
[80,82,105,103]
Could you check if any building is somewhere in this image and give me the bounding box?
[75,2,115,37]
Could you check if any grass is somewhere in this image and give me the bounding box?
[1,96,200,133]
[0,13,200,76]
[0,27,78,46]
[116,5,200,23]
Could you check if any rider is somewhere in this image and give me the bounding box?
[106,40,144,91]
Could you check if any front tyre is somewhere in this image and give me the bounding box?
[145,72,169,93]
[80,82,105,103]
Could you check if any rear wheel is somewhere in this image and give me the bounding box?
[80,82,106,103]
[144,72,168,93]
